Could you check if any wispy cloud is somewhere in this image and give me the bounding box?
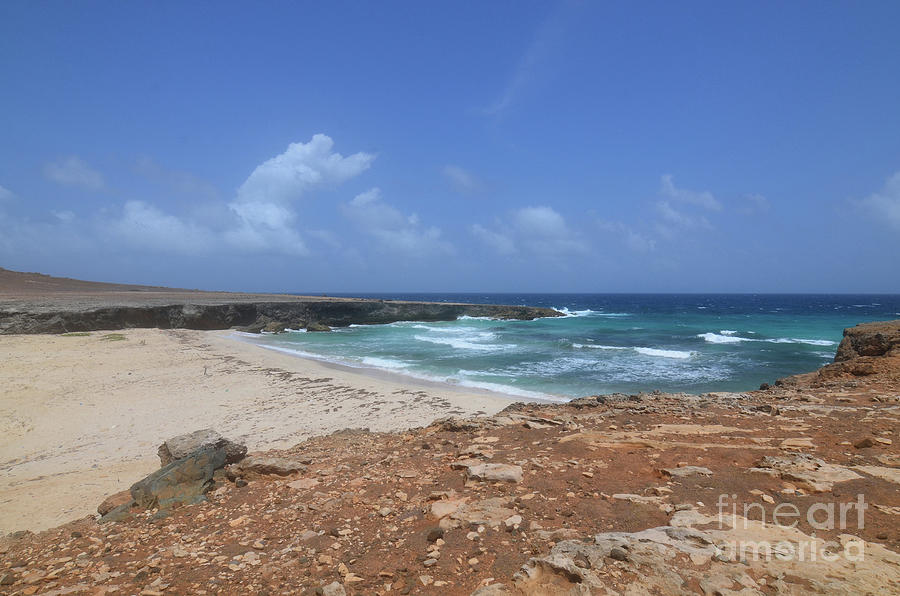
[44,156,106,191]
[134,156,219,201]
[660,175,721,211]
[857,170,900,230]
[442,165,483,194]
[472,206,587,257]
[0,184,15,202]
[342,188,453,255]
[482,8,569,116]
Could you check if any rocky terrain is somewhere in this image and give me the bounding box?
[0,320,898,594]
[0,268,561,334]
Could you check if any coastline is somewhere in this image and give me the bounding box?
[0,328,515,534]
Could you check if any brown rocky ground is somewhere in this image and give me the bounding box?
[1,321,899,595]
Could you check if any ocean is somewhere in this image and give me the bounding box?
[249,294,900,400]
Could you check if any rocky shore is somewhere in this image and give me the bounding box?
[1,320,898,595]
[0,268,562,335]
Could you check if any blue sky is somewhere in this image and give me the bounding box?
[1,1,899,293]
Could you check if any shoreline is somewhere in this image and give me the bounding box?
[0,328,516,534]
[232,331,568,403]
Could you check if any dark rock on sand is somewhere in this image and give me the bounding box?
[131,447,227,510]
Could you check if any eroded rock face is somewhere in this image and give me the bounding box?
[835,319,900,361]
[157,428,247,467]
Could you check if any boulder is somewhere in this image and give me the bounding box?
[305,321,331,332]
[450,497,517,528]
[158,428,247,467]
[263,321,286,333]
[465,463,524,483]
[131,447,227,510]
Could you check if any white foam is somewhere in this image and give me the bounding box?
[572,343,628,350]
[699,332,836,347]
[698,332,750,344]
[766,338,836,346]
[719,330,737,336]
[457,315,494,321]
[554,307,598,317]
[284,328,307,333]
[360,356,410,369]
[455,379,566,401]
[634,347,694,359]
[413,334,512,351]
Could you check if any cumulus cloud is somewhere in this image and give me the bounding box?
[858,171,900,230]
[443,165,483,194]
[660,175,721,211]
[236,134,374,205]
[472,206,587,257]
[44,156,106,191]
[342,188,452,255]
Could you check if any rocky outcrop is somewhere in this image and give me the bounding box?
[0,300,562,334]
[775,318,900,386]
[834,319,900,361]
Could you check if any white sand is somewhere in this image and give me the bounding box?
[0,328,513,533]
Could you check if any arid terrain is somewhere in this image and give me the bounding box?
[1,319,898,595]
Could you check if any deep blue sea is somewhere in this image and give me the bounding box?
[250,294,900,400]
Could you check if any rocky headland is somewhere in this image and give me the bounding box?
[0,268,561,335]
[1,320,898,595]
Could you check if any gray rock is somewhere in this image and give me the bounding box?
[465,463,524,483]
[157,428,247,467]
[228,455,308,477]
[131,447,226,510]
[660,466,713,478]
[321,581,346,596]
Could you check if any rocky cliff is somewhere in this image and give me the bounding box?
[0,300,562,335]
[0,268,562,334]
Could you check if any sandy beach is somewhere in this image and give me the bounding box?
[0,328,513,534]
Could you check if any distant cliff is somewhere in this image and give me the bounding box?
[0,300,563,334]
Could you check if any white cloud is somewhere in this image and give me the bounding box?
[235,134,374,205]
[44,156,106,191]
[342,188,453,255]
[654,201,712,239]
[443,165,483,194]
[740,193,770,214]
[0,184,15,202]
[597,220,656,253]
[109,201,216,255]
[470,224,516,255]
[660,175,721,211]
[473,206,587,257]
[858,171,900,230]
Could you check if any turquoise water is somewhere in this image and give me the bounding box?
[250,294,900,400]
